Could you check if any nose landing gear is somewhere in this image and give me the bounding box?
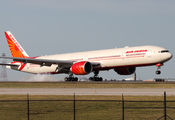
[156,70,161,74]
[155,63,163,75]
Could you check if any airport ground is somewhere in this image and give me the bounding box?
[1,95,175,120]
[1,81,175,119]
[0,81,175,88]
[0,81,175,95]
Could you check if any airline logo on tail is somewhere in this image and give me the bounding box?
[5,31,29,58]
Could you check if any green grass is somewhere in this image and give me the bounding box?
[0,82,175,88]
[0,82,175,119]
[0,95,175,120]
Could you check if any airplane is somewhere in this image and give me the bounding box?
[0,31,173,81]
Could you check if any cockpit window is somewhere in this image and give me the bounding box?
[161,50,169,53]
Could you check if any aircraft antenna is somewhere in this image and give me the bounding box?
[0,53,8,81]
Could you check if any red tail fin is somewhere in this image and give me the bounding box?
[4,31,29,58]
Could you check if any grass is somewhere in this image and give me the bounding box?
[0,81,175,88]
[0,82,175,119]
[0,95,175,120]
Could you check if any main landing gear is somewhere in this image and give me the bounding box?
[64,73,78,82]
[155,63,163,75]
[89,71,103,81]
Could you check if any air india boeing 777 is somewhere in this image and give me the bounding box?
[0,31,173,81]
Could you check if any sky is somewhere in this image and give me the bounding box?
[0,0,174,81]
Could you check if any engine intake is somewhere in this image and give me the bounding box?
[71,61,92,75]
[114,67,136,75]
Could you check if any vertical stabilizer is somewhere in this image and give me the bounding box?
[4,31,29,58]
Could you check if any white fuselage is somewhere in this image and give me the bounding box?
[8,45,172,74]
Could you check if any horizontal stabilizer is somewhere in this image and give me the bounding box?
[0,63,19,66]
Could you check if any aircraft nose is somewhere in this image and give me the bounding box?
[167,52,173,61]
[161,52,173,63]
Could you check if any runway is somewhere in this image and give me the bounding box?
[0,88,174,95]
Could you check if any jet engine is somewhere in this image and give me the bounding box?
[71,61,92,75]
[114,67,136,75]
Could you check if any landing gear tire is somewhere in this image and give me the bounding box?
[89,71,103,81]
[65,72,78,82]
[64,76,78,82]
[156,70,161,75]
[64,77,68,82]
[89,77,102,81]
[155,63,163,75]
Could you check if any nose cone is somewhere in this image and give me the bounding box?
[165,52,173,62]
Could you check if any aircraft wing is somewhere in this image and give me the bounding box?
[0,56,100,67]
[0,56,73,67]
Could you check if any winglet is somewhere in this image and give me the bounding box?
[4,31,29,58]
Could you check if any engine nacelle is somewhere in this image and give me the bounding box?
[71,61,92,75]
[114,67,136,75]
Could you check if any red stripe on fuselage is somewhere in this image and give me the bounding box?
[19,63,27,71]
